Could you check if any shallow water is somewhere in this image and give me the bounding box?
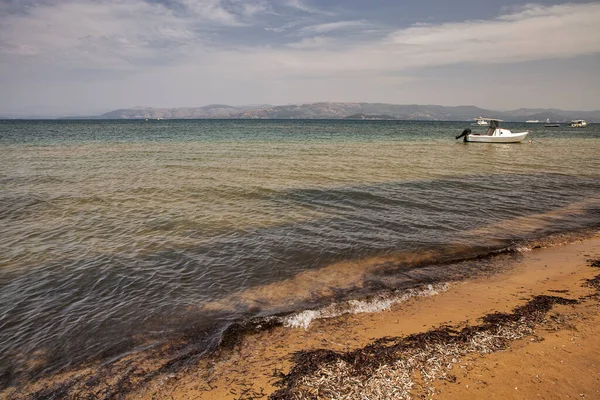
[1,120,599,385]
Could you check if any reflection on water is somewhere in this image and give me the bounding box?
[0,120,599,385]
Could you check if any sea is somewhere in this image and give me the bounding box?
[1,119,599,387]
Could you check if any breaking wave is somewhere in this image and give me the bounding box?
[282,283,450,330]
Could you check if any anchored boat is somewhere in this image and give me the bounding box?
[570,120,588,128]
[456,118,529,143]
[471,117,489,127]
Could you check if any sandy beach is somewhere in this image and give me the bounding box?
[7,233,600,399]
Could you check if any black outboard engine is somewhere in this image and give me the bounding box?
[455,128,471,141]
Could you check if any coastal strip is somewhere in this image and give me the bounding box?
[6,233,600,399]
[135,233,600,399]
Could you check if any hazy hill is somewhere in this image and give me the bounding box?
[99,104,244,119]
[235,103,499,120]
[89,102,600,122]
[344,113,398,120]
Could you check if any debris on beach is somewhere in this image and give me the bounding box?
[270,295,578,400]
[587,258,600,268]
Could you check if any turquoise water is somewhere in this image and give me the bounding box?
[1,120,599,385]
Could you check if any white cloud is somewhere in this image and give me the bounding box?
[179,0,242,26]
[0,0,227,69]
[385,2,600,65]
[287,36,334,49]
[284,0,332,15]
[239,1,272,17]
[298,20,368,36]
[264,22,298,33]
[249,2,600,76]
[3,2,600,74]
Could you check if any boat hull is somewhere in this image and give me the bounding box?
[465,132,529,143]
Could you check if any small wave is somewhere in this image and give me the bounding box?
[514,246,533,252]
[282,283,449,330]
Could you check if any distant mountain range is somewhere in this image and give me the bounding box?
[73,103,600,122]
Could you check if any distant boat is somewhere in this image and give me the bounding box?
[544,119,559,128]
[471,117,489,126]
[570,119,588,127]
[456,118,529,143]
[526,119,540,123]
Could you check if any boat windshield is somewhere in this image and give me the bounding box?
[485,119,499,135]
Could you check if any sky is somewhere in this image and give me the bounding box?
[1,0,600,116]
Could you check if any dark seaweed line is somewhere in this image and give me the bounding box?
[268,295,580,399]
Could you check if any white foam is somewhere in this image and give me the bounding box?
[282,283,449,330]
[515,246,533,252]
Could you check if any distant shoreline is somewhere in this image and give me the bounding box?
[2,102,598,122]
[1,118,595,123]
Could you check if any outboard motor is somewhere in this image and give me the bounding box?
[455,128,471,142]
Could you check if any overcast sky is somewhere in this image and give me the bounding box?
[1,0,600,116]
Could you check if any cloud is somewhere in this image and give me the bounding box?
[385,2,600,64]
[178,0,274,25]
[287,36,334,49]
[284,0,331,15]
[179,0,242,26]
[0,0,199,69]
[238,1,272,17]
[2,1,600,113]
[264,21,300,33]
[251,2,600,76]
[297,20,368,36]
[3,2,600,74]
[0,0,277,69]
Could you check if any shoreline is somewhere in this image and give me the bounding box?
[136,233,600,399]
[6,232,600,399]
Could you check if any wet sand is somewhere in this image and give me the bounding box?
[131,234,600,399]
[6,234,600,399]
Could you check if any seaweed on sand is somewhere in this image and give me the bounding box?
[584,274,600,292]
[583,257,600,292]
[219,317,283,351]
[587,258,600,268]
[27,361,149,400]
[28,377,80,400]
[269,295,578,400]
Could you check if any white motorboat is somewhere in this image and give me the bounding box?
[570,119,588,127]
[456,118,529,143]
[471,117,489,126]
